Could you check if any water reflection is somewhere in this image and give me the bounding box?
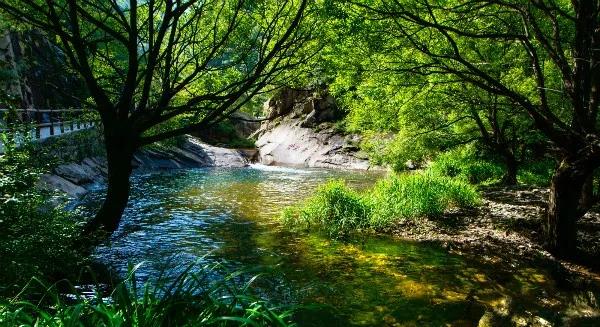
[76,165,599,326]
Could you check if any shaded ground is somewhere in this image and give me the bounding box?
[379,186,600,325]
[385,186,600,285]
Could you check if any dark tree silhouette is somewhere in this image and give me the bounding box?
[0,0,314,236]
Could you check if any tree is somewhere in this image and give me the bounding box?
[0,0,315,236]
[344,0,599,257]
[312,5,538,183]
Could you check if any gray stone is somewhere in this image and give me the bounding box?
[38,174,88,198]
[53,163,98,184]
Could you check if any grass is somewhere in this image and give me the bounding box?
[282,172,481,238]
[282,180,372,238]
[368,173,481,228]
[428,147,504,185]
[0,263,298,327]
[517,159,556,187]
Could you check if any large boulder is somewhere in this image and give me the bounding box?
[256,120,371,170]
[53,163,99,184]
[255,87,377,170]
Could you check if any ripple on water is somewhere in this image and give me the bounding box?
[76,167,599,326]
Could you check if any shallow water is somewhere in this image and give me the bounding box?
[77,165,599,326]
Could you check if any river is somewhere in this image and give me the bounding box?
[76,165,599,326]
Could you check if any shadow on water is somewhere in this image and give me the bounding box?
[76,165,600,326]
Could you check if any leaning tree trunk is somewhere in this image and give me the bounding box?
[546,157,594,258]
[83,131,135,237]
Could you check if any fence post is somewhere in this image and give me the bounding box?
[35,108,41,139]
[49,108,55,136]
[60,110,65,134]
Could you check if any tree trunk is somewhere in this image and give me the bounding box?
[501,152,518,185]
[83,133,134,238]
[546,157,593,258]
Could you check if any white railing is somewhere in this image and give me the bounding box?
[0,108,97,154]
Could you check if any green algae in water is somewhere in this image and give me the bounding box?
[76,165,600,326]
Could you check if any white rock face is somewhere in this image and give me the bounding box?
[254,86,378,171]
[256,120,372,170]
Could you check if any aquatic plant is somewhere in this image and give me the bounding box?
[0,263,298,327]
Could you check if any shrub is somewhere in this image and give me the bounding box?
[282,174,480,238]
[518,159,556,186]
[282,180,372,238]
[359,131,436,172]
[428,146,504,185]
[0,132,84,297]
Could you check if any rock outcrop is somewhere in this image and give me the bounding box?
[38,136,250,197]
[254,87,376,170]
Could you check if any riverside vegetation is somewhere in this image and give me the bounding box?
[281,145,556,239]
[1,0,600,325]
[282,173,481,239]
[0,131,298,326]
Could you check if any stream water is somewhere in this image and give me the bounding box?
[76,165,599,326]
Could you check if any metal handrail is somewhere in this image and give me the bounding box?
[0,108,90,113]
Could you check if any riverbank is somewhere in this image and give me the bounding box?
[383,186,600,280]
[38,135,253,198]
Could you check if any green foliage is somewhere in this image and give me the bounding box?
[518,159,556,187]
[368,173,481,228]
[428,147,505,185]
[359,131,440,172]
[0,264,297,327]
[282,180,371,238]
[282,173,480,238]
[0,132,83,297]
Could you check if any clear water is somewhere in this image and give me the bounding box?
[76,165,600,326]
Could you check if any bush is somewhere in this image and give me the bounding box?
[282,173,480,238]
[359,131,436,172]
[368,173,481,227]
[0,133,83,297]
[428,146,504,185]
[282,180,371,238]
[0,263,297,327]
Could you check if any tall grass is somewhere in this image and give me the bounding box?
[0,263,297,327]
[282,180,372,238]
[368,173,480,228]
[282,173,480,238]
